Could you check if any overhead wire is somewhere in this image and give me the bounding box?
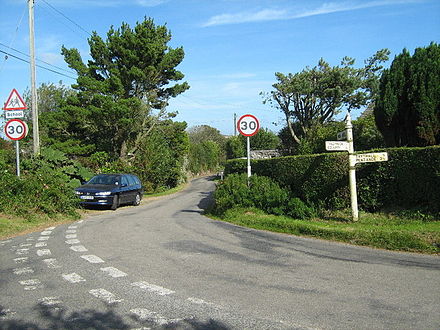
[0,50,76,80]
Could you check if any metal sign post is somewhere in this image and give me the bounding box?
[326,112,389,221]
[237,114,260,179]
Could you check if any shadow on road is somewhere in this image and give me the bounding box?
[0,304,230,329]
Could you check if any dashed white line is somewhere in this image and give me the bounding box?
[35,242,47,247]
[13,267,34,275]
[65,234,77,239]
[65,239,81,245]
[38,296,62,307]
[62,273,86,283]
[13,257,28,263]
[19,243,32,247]
[43,258,61,269]
[68,225,78,229]
[130,308,181,326]
[70,245,88,252]
[16,248,29,255]
[131,281,175,296]
[25,237,35,241]
[66,229,77,234]
[41,231,52,236]
[37,249,52,257]
[19,279,42,290]
[89,288,123,305]
[38,236,50,241]
[100,267,127,278]
[81,255,105,263]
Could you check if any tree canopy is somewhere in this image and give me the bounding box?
[43,17,189,159]
[264,49,389,145]
[374,42,440,146]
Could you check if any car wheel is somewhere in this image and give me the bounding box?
[133,193,141,206]
[111,195,119,210]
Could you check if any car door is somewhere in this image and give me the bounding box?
[119,175,131,204]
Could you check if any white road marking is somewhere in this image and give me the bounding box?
[19,279,42,290]
[13,267,34,275]
[77,220,83,224]
[70,245,88,252]
[65,239,81,245]
[131,281,175,296]
[37,249,52,257]
[38,236,50,241]
[130,308,181,326]
[19,243,32,247]
[81,255,105,263]
[38,296,61,306]
[43,258,61,269]
[65,234,77,239]
[46,226,56,230]
[35,242,47,247]
[26,237,35,241]
[41,231,52,236]
[68,225,78,229]
[66,229,76,234]
[62,273,86,283]
[187,297,217,307]
[100,267,127,278]
[89,288,123,304]
[14,257,28,263]
[16,248,29,255]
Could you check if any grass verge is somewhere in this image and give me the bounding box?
[210,207,440,254]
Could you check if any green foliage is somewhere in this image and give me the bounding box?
[225,146,440,214]
[264,49,389,145]
[214,173,315,219]
[225,136,245,159]
[375,43,440,146]
[0,149,88,218]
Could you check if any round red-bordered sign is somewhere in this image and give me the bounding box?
[4,119,28,141]
[237,114,260,137]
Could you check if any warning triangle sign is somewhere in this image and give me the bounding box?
[3,89,27,110]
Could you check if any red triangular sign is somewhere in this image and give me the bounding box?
[3,89,27,110]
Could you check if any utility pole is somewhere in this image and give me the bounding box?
[28,0,40,155]
[234,113,237,136]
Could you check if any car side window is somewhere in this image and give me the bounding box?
[126,175,136,186]
[121,175,129,187]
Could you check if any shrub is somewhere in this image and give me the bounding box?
[286,198,316,219]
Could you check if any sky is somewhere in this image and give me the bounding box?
[0,0,439,138]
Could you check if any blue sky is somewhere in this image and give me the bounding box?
[1,0,439,137]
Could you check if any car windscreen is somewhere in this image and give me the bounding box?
[88,175,120,185]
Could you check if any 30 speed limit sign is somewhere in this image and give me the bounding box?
[237,114,260,137]
[4,119,28,141]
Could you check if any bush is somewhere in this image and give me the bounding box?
[214,173,315,219]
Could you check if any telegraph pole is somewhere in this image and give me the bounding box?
[28,0,40,155]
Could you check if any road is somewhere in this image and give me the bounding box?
[1,176,439,329]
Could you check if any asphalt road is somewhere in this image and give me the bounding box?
[1,176,439,329]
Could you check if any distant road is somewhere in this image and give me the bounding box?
[1,176,439,329]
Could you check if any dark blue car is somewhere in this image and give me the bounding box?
[75,174,143,210]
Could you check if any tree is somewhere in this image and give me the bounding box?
[187,125,226,148]
[374,43,440,146]
[264,49,389,146]
[48,17,189,159]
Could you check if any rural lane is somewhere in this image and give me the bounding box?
[1,176,439,329]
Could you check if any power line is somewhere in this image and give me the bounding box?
[40,0,91,37]
[0,42,75,75]
[0,49,76,80]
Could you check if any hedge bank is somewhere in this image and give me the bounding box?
[224,146,440,213]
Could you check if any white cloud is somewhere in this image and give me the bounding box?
[202,0,424,27]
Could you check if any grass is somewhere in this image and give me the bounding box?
[210,207,440,254]
[0,183,188,240]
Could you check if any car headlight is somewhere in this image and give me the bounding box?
[75,191,82,195]
[95,191,111,196]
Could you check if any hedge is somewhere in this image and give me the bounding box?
[224,146,440,213]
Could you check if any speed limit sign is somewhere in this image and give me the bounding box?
[4,119,28,141]
[237,114,260,137]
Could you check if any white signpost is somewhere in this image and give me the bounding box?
[237,114,260,178]
[325,113,389,221]
[3,89,28,177]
